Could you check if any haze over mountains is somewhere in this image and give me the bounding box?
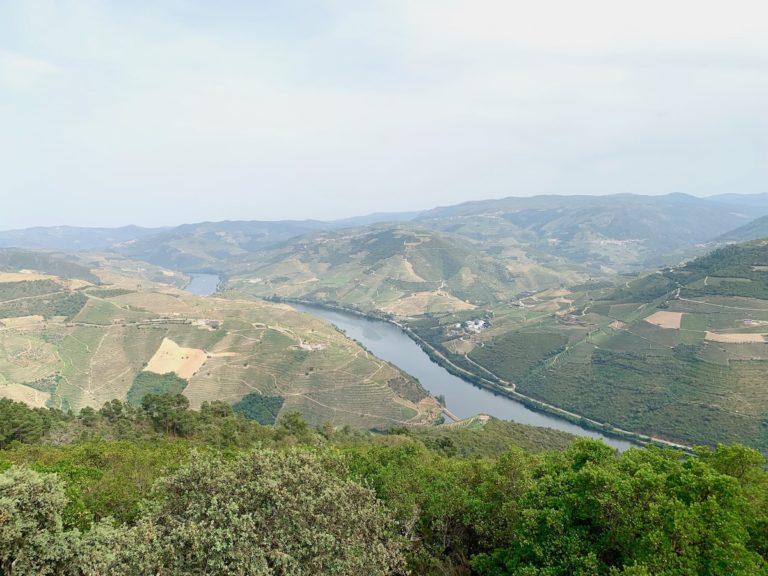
[2,192,766,271]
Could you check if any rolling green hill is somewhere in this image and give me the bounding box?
[406,239,768,454]
[0,225,166,251]
[115,216,422,272]
[225,225,585,316]
[115,220,332,271]
[0,249,100,284]
[716,216,768,243]
[415,193,753,273]
[0,262,440,429]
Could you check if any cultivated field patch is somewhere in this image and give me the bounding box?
[705,331,767,343]
[0,381,50,407]
[644,311,683,329]
[0,315,46,330]
[144,337,208,379]
[0,272,56,282]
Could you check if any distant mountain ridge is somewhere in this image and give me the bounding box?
[3,193,768,277]
[415,193,758,272]
[715,215,768,243]
[0,225,168,251]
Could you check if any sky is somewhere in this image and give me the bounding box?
[1,0,767,229]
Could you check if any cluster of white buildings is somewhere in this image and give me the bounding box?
[453,319,489,334]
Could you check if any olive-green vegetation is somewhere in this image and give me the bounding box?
[0,249,99,283]
[0,268,439,428]
[226,225,579,315]
[0,282,87,321]
[407,240,768,455]
[232,392,285,425]
[126,372,188,405]
[413,192,754,273]
[1,398,766,575]
[469,331,567,382]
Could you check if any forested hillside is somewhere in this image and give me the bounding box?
[1,397,766,575]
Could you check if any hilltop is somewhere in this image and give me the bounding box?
[0,225,166,251]
[225,225,584,315]
[415,193,755,273]
[2,193,763,279]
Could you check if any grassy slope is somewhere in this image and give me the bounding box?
[0,264,440,429]
[407,241,768,454]
[226,225,583,316]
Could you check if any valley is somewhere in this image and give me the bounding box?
[0,254,440,429]
[4,192,768,454]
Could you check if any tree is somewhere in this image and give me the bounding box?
[112,450,407,575]
[77,407,98,427]
[140,393,193,436]
[278,411,309,438]
[471,440,768,576]
[0,399,45,448]
[0,466,122,576]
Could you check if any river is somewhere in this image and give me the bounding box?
[291,303,636,451]
[184,273,220,296]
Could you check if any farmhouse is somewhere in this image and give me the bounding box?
[465,319,488,333]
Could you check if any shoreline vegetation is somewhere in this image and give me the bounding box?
[269,296,693,452]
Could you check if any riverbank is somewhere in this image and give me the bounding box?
[272,297,692,452]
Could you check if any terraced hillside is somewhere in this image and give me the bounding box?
[406,240,768,453]
[0,259,439,429]
[226,226,585,316]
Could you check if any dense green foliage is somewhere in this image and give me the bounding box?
[610,239,768,301]
[0,398,766,574]
[126,372,188,405]
[0,287,87,320]
[0,399,58,448]
[469,331,567,382]
[232,392,285,424]
[671,240,768,299]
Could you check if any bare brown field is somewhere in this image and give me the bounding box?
[0,272,57,283]
[399,258,426,282]
[144,337,208,379]
[705,331,768,343]
[0,382,50,407]
[0,315,46,330]
[609,320,626,330]
[644,311,683,329]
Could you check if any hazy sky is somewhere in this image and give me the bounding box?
[1,1,767,229]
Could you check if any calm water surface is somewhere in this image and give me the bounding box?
[184,273,220,296]
[292,303,636,451]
